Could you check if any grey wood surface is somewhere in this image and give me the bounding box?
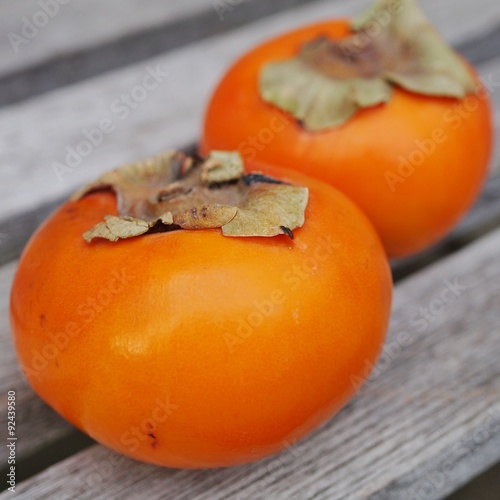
[5,0,496,82]
[1,0,500,497]
[0,0,211,76]
[0,1,498,451]
[0,0,333,107]
[2,226,499,500]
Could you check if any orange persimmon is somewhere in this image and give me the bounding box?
[10,151,391,468]
[201,0,493,257]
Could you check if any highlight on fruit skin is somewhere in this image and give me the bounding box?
[10,150,392,468]
[201,0,493,258]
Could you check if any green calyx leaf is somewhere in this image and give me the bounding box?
[259,0,477,131]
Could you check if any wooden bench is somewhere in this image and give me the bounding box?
[1,0,499,498]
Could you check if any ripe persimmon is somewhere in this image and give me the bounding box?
[10,151,391,468]
[201,0,493,257]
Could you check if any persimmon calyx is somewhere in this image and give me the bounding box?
[259,0,477,131]
[71,150,309,242]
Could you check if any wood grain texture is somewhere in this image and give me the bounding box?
[0,0,328,107]
[1,2,499,465]
[2,225,499,500]
[0,0,499,224]
[0,0,213,76]
[1,1,500,495]
[3,0,496,81]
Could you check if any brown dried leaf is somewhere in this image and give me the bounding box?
[222,184,308,237]
[260,0,476,131]
[71,151,186,220]
[201,151,245,185]
[83,215,151,242]
[73,151,309,242]
[261,57,392,131]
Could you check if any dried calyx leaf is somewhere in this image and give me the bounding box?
[71,151,309,242]
[260,0,477,131]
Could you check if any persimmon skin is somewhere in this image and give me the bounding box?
[10,165,391,468]
[201,21,493,257]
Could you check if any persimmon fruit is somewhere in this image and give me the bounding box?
[201,0,493,257]
[10,151,391,468]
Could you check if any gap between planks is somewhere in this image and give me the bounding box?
[0,0,324,107]
[0,0,500,490]
[0,0,216,76]
[1,0,497,81]
[2,0,498,107]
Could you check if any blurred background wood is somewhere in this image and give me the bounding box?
[1,0,499,498]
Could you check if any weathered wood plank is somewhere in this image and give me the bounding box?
[0,0,499,224]
[0,0,224,76]
[3,223,499,500]
[0,0,330,107]
[1,0,500,487]
[4,0,498,83]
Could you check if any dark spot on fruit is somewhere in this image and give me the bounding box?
[63,206,79,220]
[147,433,159,448]
[40,314,46,326]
